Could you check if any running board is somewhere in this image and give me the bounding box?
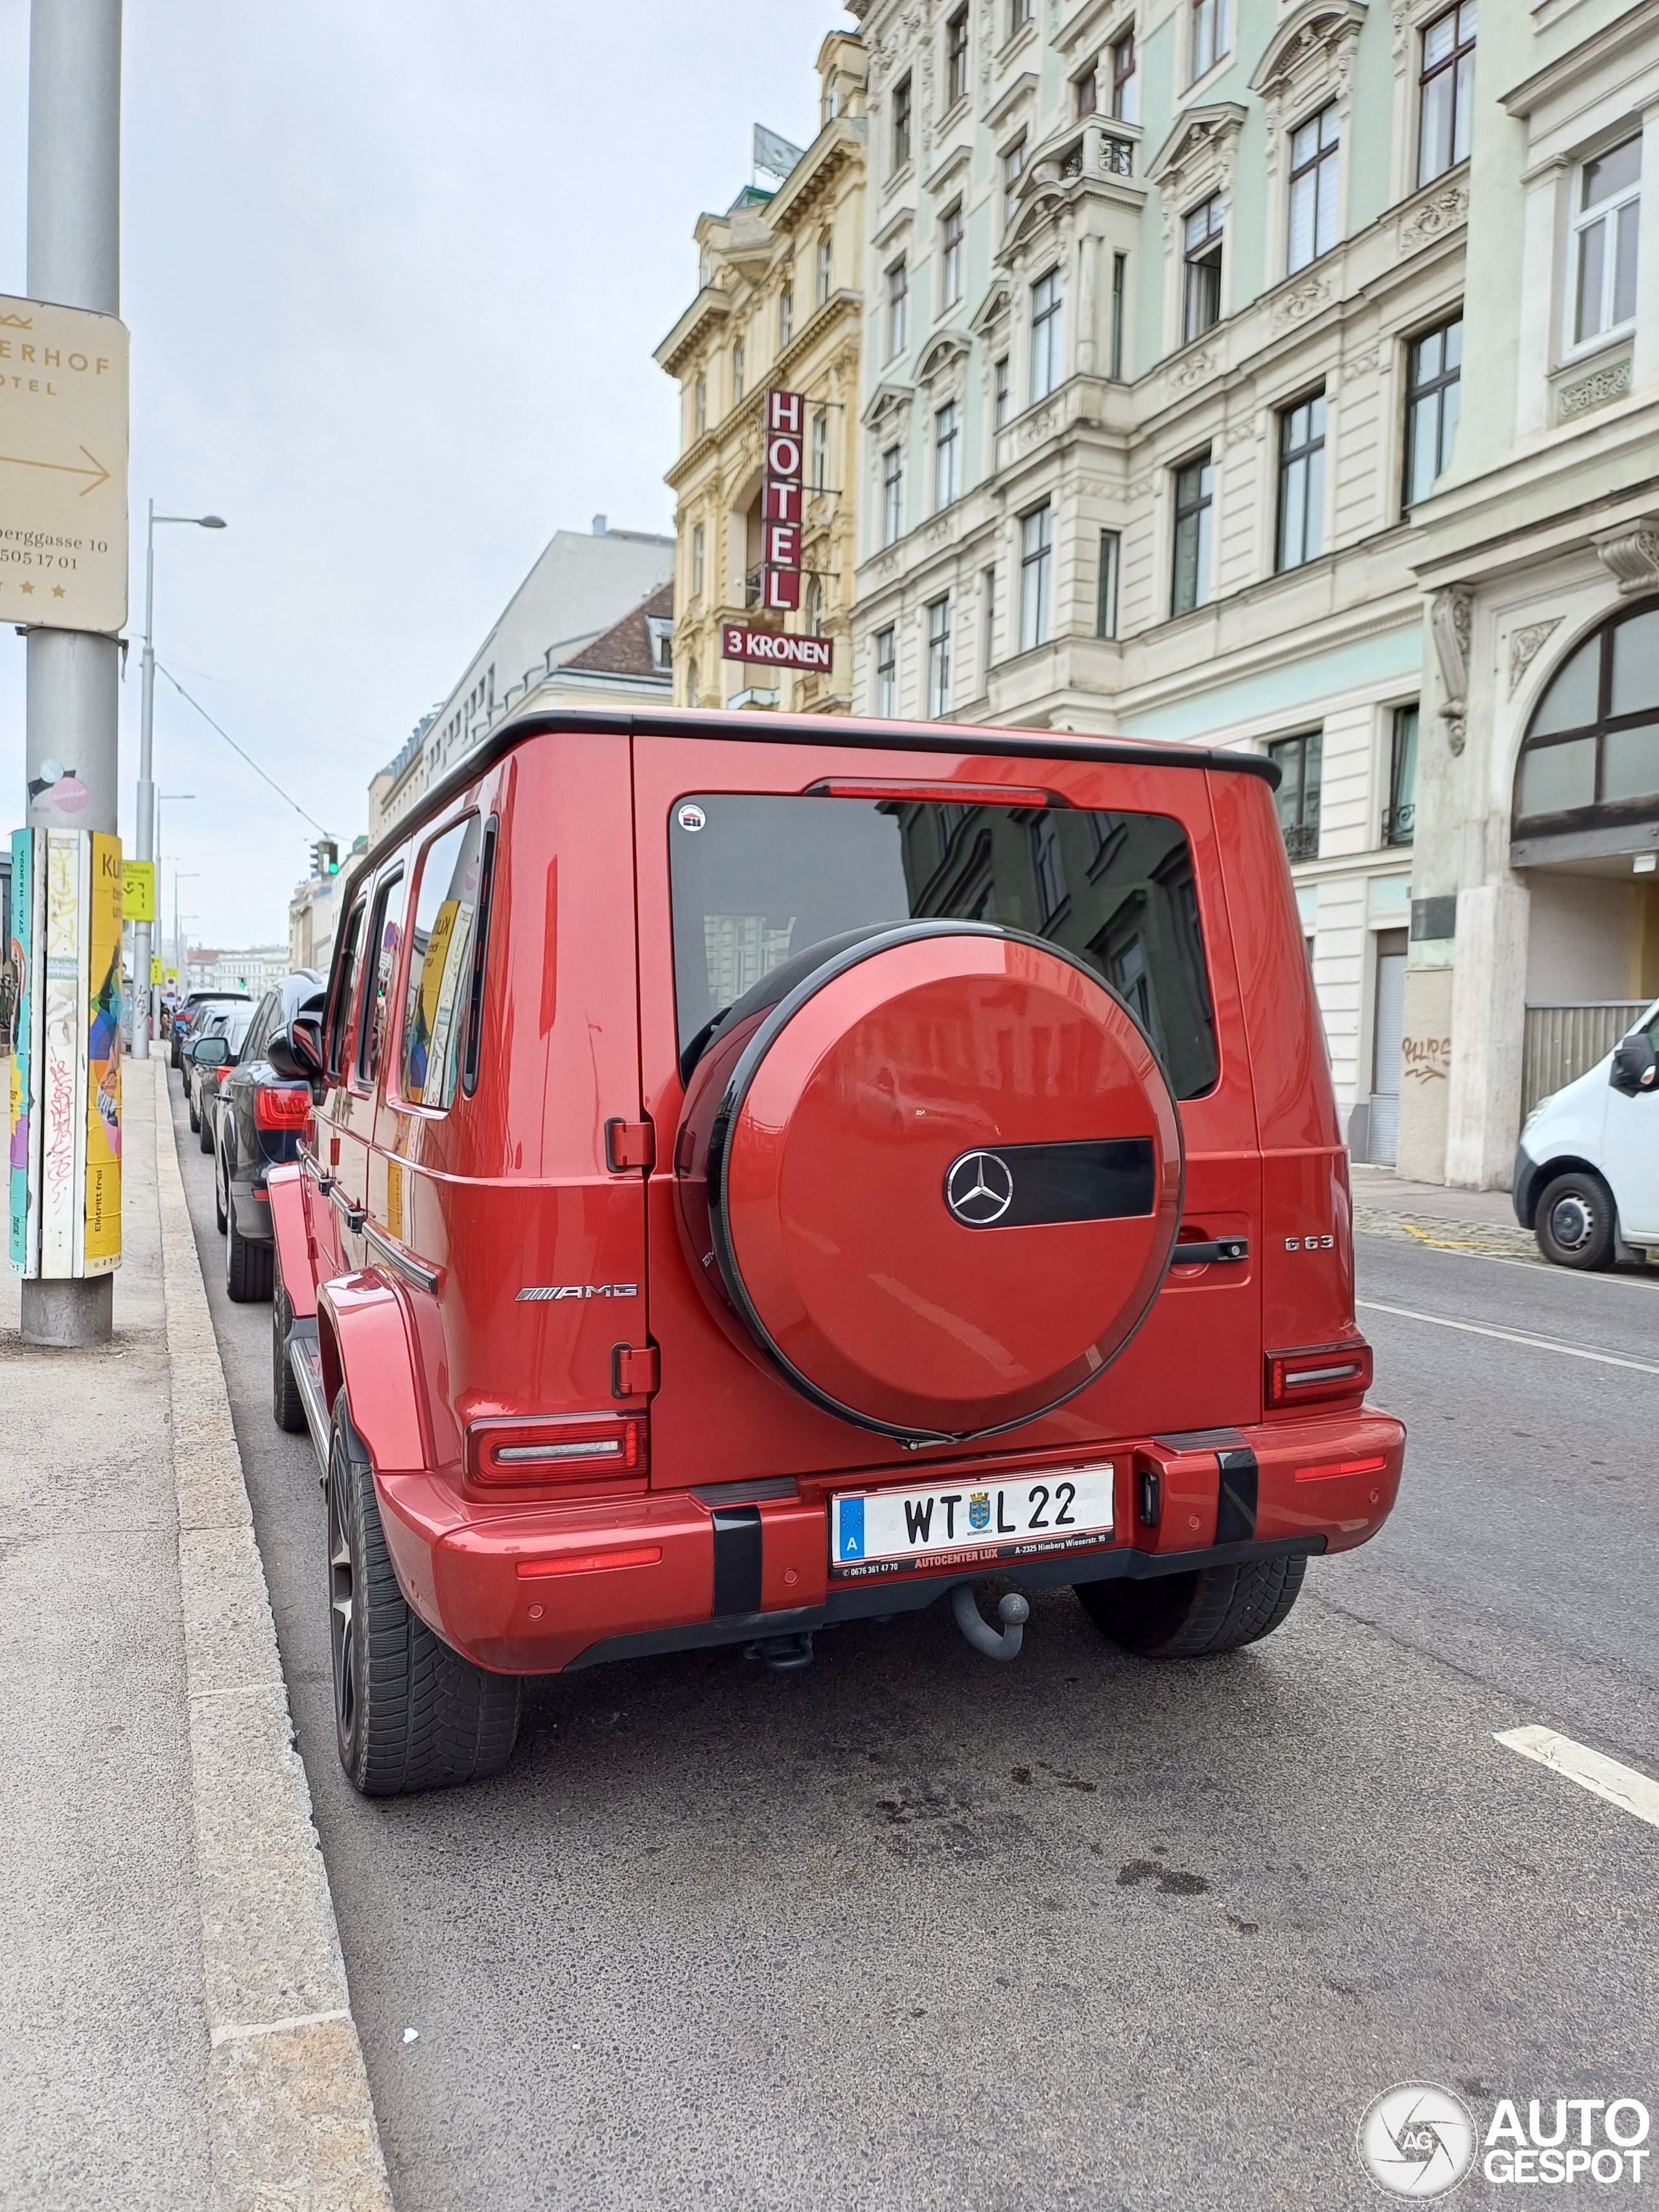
[287,1326,332,1476]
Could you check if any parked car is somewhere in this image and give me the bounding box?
[170,988,251,1072]
[266,704,1406,1797]
[214,971,325,1303]
[185,1005,256,1150]
[1513,997,1659,1268]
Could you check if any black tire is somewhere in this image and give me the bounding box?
[187,1088,200,1134]
[226,1196,273,1303]
[1535,1170,1617,1270]
[214,1144,228,1235]
[170,1036,181,1071]
[1075,1554,1307,1658]
[198,1098,215,1154]
[273,1279,307,1434]
[327,1395,520,1796]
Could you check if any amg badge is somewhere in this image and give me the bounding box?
[515,1283,640,1302]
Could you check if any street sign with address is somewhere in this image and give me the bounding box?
[0,294,130,636]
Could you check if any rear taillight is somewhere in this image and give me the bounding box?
[515,1545,662,1578]
[1294,1453,1387,1482]
[255,1084,310,1129]
[1265,1338,1373,1408]
[467,1413,649,1486]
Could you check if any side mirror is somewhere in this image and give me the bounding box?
[268,1015,325,1084]
[1610,1032,1658,1098]
[189,1037,231,1068]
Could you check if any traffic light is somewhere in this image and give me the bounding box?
[312,839,339,878]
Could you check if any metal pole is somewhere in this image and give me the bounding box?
[21,0,124,1349]
[132,498,155,1058]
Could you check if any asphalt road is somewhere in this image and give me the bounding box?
[170,1078,1659,2211]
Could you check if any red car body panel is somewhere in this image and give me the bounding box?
[279,708,1404,1676]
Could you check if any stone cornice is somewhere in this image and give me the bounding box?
[653,285,732,377]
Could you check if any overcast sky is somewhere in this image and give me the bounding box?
[0,0,846,952]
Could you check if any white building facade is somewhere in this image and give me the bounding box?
[846,0,1515,1163]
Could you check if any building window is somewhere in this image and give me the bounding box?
[1269,731,1323,861]
[732,340,745,403]
[1096,530,1120,638]
[1019,504,1052,651]
[1276,391,1327,570]
[882,443,905,544]
[1403,314,1462,507]
[994,355,1012,428]
[1183,194,1224,342]
[691,521,704,598]
[1011,0,1033,31]
[806,574,823,637]
[1076,65,1098,118]
[1288,103,1339,272]
[1030,269,1063,401]
[779,287,793,350]
[1192,0,1227,80]
[1386,705,1419,845]
[1109,252,1126,379]
[1572,137,1641,348]
[941,204,966,307]
[812,408,829,492]
[694,376,706,437]
[1418,0,1476,188]
[887,259,909,359]
[983,566,997,676]
[893,74,912,171]
[1003,138,1027,229]
[686,660,699,709]
[1171,452,1214,615]
[876,626,897,717]
[1111,31,1138,123]
[927,598,953,717]
[1514,602,1659,833]
[817,229,833,305]
[1032,812,1067,920]
[946,6,969,106]
[934,401,961,509]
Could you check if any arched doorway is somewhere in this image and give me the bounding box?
[1513,600,1659,1111]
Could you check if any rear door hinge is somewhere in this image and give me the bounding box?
[611,1341,661,1399]
[605,1116,656,1173]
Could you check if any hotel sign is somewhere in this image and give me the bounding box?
[0,294,129,635]
[721,623,833,672]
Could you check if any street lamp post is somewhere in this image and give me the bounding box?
[172,872,199,991]
[133,503,226,1058]
[155,792,193,1032]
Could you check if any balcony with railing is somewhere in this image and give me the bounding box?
[1281,822,1319,862]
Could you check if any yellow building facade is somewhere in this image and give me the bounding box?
[655,34,866,715]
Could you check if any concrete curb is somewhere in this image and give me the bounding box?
[154,1060,394,2212]
[1352,1204,1544,1263]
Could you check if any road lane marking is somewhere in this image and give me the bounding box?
[1356,1299,1659,1375]
[211,2008,353,2046]
[1356,1231,1659,1293]
[1496,1727,1659,1834]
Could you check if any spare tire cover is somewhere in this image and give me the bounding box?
[673,920,1183,1443]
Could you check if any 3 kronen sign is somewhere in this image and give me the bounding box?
[718,387,835,675]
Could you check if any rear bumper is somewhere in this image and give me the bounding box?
[369,1408,1406,1676]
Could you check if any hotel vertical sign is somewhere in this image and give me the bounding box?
[760,388,804,611]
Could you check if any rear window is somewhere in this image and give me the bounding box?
[667,795,1218,1099]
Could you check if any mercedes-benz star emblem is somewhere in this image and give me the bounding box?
[945,1149,1015,1226]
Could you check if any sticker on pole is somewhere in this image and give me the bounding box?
[0,294,130,635]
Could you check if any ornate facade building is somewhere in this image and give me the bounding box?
[845,0,1656,1180]
[656,34,868,715]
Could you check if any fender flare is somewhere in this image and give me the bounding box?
[266,1163,315,1317]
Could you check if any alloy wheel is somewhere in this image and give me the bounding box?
[327,1449,356,1741]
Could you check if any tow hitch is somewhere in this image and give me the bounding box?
[951,1583,1030,1662]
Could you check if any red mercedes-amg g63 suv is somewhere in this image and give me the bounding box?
[265,707,1404,1795]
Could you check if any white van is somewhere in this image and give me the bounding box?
[1514,999,1659,1268]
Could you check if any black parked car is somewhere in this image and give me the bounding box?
[186,1003,257,1150]
[214,970,325,1301]
[170,988,252,1071]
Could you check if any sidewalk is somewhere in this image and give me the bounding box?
[1347,1160,1547,1263]
[0,1060,389,2210]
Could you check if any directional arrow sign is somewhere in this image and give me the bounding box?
[0,296,129,634]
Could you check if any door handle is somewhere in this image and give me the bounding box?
[1172,1237,1249,1265]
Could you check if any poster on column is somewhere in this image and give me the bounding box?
[39,832,86,1278]
[82,832,122,1272]
[7,828,38,1275]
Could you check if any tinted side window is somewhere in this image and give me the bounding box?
[668,794,1219,1099]
[356,871,404,1087]
[327,900,367,1079]
[243,992,279,1060]
[400,817,484,1110]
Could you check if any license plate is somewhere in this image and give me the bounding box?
[829,1464,1116,1581]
